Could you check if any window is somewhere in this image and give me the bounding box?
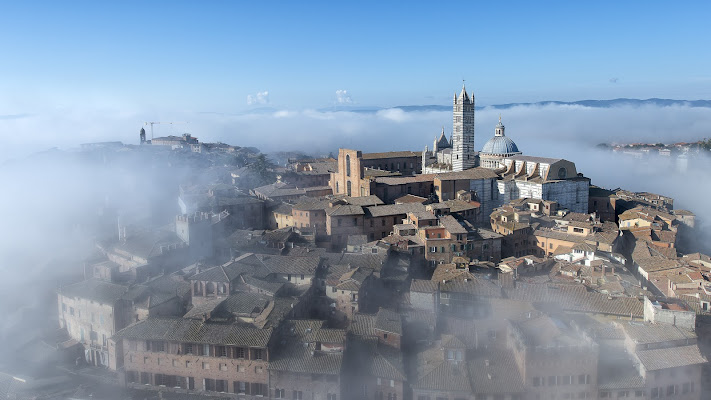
[216,346,227,357]
[338,219,342,227]
[204,378,216,392]
[600,393,610,399]
[635,391,645,397]
[548,376,557,386]
[252,383,266,396]
[220,363,228,371]
[389,380,394,387]
[255,366,263,373]
[275,389,285,398]
[618,391,629,398]
[235,381,247,394]
[253,348,263,360]
[203,344,210,356]
[235,347,245,359]
[533,377,541,387]
[346,155,351,177]
[650,388,659,399]
[293,390,303,400]
[202,362,210,370]
[185,343,193,354]
[681,382,690,394]
[666,385,676,396]
[328,395,338,400]
[354,218,358,226]
[377,378,381,385]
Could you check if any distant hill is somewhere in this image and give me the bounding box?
[317,98,711,114]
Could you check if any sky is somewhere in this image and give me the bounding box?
[1,1,710,157]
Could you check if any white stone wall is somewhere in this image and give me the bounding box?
[496,179,588,214]
[471,178,502,220]
[452,93,475,171]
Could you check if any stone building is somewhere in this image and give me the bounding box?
[111,318,273,395]
[281,158,337,188]
[479,116,521,169]
[422,84,477,173]
[325,265,376,322]
[268,320,344,400]
[189,254,321,306]
[342,336,405,400]
[330,149,421,197]
[58,278,185,367]
[498,155,590,213]
[490,207,534,258]
[508,312,599,400]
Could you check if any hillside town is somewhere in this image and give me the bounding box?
[6,85,711,400]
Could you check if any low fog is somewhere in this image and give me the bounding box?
[3,101,710,220]
[1,101,710,394]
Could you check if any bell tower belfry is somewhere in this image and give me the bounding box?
[451,83,475,171]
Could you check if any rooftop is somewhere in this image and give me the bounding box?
[113,317,273,347]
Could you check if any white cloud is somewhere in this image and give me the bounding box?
[247,90,270,105]
[335,89,352,104]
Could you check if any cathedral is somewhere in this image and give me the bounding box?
[422,84,522,172]
[422,84,476,173]
[479,115,521,169]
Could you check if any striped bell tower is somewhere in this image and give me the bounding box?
[451,83,476,171]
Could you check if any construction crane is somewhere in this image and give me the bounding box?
[143,121,189,140]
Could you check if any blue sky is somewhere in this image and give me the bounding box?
[1,1,711,161]
[2,1,710,112]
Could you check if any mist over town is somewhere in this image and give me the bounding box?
[2,2,711,400]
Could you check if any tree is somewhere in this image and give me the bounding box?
[248,154,276,185]
[701,138,711,151]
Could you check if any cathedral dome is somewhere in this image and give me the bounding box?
[481,135,520,155]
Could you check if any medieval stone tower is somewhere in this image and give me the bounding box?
[452,84,476,171]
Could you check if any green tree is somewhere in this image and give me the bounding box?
[248,154,276,185]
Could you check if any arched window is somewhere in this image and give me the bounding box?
[336,182,339,193]
[558,167,567,179]
[347,181,352,196]
[346,155,351,177]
